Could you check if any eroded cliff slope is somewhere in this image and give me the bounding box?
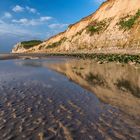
[12,0,140,53]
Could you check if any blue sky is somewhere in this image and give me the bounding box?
[0,0,105,53]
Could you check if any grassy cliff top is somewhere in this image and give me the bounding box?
[21,40,43,49]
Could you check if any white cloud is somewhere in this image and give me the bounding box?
[4,12,12,18]
[12,16,53,26]
[12,18,39,26]
[48,23,68,29]
[12,5,24,12]
[40,16,53,21]
[0,20,34,36]
[12,5,39,14]
[26,6,37,14]
[12,18,29,25]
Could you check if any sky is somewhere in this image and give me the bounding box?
[0,0,105,53]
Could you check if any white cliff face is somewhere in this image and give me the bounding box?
[12,0,140,54]
[12,43,27,53]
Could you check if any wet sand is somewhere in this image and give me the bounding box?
[0,57,140,140]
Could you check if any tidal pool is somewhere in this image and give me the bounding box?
[0,57,140,140]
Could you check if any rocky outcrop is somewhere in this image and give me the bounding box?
[12,0,140,53]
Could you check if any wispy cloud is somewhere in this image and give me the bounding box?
[12,5,24,12]
[48,23,68,29]
[40,16,53,21]
[0,19,4,24]
[4,12,12,18]
[12,16,53,26]
[0,19,40,37]
[12,5,38,14]
[26,6,37,14]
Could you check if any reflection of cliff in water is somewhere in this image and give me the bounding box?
[47,60,140,120]
[116,79,140,98]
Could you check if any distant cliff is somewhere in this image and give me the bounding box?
[12,0,140,54]
[12,40,42,53]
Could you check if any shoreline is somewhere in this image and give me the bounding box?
[0,53,140,64]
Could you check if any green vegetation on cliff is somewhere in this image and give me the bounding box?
[119,9,140,30]
[46,37,67,49]
[21,40,42,49]
[87,20,107,35]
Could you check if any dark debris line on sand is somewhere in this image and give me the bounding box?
[1,53,139,64]
[42,53,140,64]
